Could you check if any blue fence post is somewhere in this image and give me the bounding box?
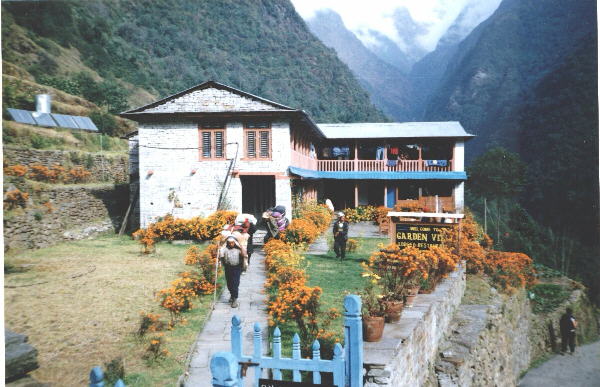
[253,322,263,384]
[272,326,282,380]
[344,294,363,387]
[210,352,240,387]
[332,343,345,387]
[114,380,126,387]
[90,366,104,387]
[312,340,321,384]
[292,333,301,382]
[231,315,243,386]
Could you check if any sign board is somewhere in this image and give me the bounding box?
[394,222,453,250]
[259,380,334,387]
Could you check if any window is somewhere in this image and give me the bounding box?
[245,122,271,159]
[199,123,226,160]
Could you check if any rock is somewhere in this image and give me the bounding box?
[5,329,39,382]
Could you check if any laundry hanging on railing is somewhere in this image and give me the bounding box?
[332,146,350,158]
[376,146,385,160]
[425,160,448,167]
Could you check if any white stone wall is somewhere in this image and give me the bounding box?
[142,87,282,113]
[137,120,292,228]
[363,264,467,387]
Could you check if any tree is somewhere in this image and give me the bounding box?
[467,147,527,200]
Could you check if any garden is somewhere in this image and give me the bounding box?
[4,210,236,386]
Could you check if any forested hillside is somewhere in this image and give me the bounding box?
[422,0,596,158]
[306,10,412,120]
[2,0,386,123]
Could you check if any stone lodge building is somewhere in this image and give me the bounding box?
[121,81,473,228]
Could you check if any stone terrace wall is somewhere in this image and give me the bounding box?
[434,290,531,387]
[4,184,129,250]
[363,264,466,386]
[3,146,128,183]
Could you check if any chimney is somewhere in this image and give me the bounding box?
[35,94,51,114]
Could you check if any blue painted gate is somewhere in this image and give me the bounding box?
[210,294,363,387]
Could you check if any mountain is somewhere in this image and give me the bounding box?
[1,0,386,123]
[518,35,598,245]
[422,0,597,158]
[306,10,413,120]
[358,30,412,74]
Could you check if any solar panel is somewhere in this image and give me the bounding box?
[72,116,98,131]
[32,112,57,127]
[7,108,36,125]
[51,114,80,129]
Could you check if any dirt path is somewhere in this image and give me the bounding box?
[518,341,600,387]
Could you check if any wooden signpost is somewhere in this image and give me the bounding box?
[387,212,464,250]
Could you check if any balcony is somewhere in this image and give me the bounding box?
[291,150,453,172]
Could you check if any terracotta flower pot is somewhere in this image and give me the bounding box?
[381,300,404,323]
[363,315,385,342]
[404,286,420,307]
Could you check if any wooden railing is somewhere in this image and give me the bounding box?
[312,159,453,172]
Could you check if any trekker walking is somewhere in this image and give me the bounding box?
[560,307,578,354]
[218,236,247,308]
[333,212,349,260]
[241,218,256,265]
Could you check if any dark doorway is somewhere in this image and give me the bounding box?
[323,180,354,210]
[241,175,275,218]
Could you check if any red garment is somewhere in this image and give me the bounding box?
[390,147,399,155]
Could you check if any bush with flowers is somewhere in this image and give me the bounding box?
[346,238,360,253]
[440,211,536,293]
[264,235,341,357]
[138,312,166,337]
[132,210,237,252]
[364,244,431,301]
[4,189,29,210]
[4,164,28,177]
[143,332,169,361]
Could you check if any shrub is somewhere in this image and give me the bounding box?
[103,357,125,385]
[485,251,536,293]
[143,333,169,361]
[530,284,571,313]
[4,164,28,177]
[67,166,92,183]
[134,211,237,249]
[283,218,320,246]
[4,189,29,210]
[138,312,166,337]
[365,244,432,300]
[347,238,360,253]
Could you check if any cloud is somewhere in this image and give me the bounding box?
[291,0,501,53]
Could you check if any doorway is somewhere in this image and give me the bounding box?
[241,175,275,218]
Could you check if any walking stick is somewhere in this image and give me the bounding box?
[213,256,220,309]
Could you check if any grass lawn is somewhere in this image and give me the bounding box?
[272,237,387,359]
[305,237,388,334]
[4,234,219,386]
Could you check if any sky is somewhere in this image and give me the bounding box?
[291,0,502,52]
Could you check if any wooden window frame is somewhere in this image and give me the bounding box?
[198,124,226,161]
[243,123,272,160]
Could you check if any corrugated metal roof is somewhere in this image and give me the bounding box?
[289,166,467,180]
[317,122,474,139]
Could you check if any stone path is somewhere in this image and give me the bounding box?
[183,246,269,386]
[518,340,600,387]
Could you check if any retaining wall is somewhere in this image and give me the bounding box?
[3,183,129,250]
[363,264,467,386]
[3,146,128,183]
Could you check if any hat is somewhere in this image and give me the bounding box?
[338,212,345,217]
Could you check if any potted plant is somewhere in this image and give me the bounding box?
[360,281,385,342]
[366,244,431,320]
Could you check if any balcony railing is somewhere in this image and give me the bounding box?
[316,159,453,172]
[291,151,453,172]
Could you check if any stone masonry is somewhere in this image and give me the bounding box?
[363,264,467,386]
[3,184,128,249]
[3,146,128,183]
[137,120,292,228]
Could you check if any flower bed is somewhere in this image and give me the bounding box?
[132,211,237,254]
[4,163,92,183]
[264,201,338,357]
[341,205,390,224]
